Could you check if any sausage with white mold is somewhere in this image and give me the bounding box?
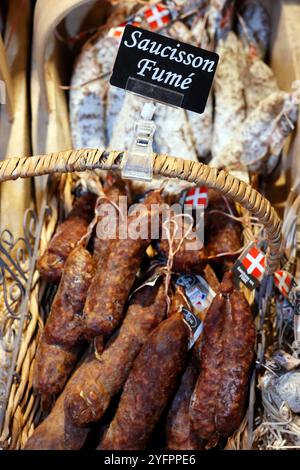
[211,32,246,166]
[210,91,299,173]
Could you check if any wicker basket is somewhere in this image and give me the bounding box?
[0,148,282,449]
[0,149,282,272]
[1,0,299,451]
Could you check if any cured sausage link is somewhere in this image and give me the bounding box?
[99,308,190,450]
[190,272,255,441]
[166,353,202,450]
[25,355,94,450]
[37,193,97,282]
[190,289,226,439]
[83,191,164,340]
[215,289,256,435]
[205,189,242,270]
[65,281,167,426]
[92,178,128,264]
[159,221,208,275]
[33,245,95,396]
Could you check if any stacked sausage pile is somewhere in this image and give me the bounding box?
[25,179,256,450]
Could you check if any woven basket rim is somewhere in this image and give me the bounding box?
[0,148,282,272]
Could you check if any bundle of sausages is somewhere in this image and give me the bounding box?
[22,0,297,452]
[24,178,256,450]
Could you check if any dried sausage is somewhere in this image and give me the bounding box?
[211,32,246,167]
[190,271,255,441]
[205,190,242,269]
[83,190,164,340]
[65,280,167,426]
[92,178,128,265]
[33,245,95,396]
[25,355,93,450]
[37,194,96,282]
[166,353,202,450]
[159,222,208,274]
[99,298,189,450]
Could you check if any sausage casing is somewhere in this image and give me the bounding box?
[99,310,189,450]
[25,355,93,450]
[159,222,207,274]
[37,194,96,282]
[205,190,242,269]
[65,281,167,426]
[190,272,255,441]
[83,191,164,340]
[166,354,201,450]
[33,245,95,396]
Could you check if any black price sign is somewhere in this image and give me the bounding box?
[110,25,219,114]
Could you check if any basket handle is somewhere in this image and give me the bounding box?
[0,148,282,273]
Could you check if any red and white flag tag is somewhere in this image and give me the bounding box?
[144,4,173,30]
[233,243,266,290]
[274,270,295,298]
[110,17,143,39]
[241,245,266,281]
[180,186,208,208]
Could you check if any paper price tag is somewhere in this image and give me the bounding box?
[181,307,203,349]
[176,274,216,313]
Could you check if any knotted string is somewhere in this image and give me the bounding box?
[161,213,194,313]
[77,193,124,248]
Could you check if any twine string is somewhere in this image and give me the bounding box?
[161,213,194,313]
[77,194,124,248]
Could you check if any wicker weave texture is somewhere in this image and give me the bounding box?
[0,148,282,272]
